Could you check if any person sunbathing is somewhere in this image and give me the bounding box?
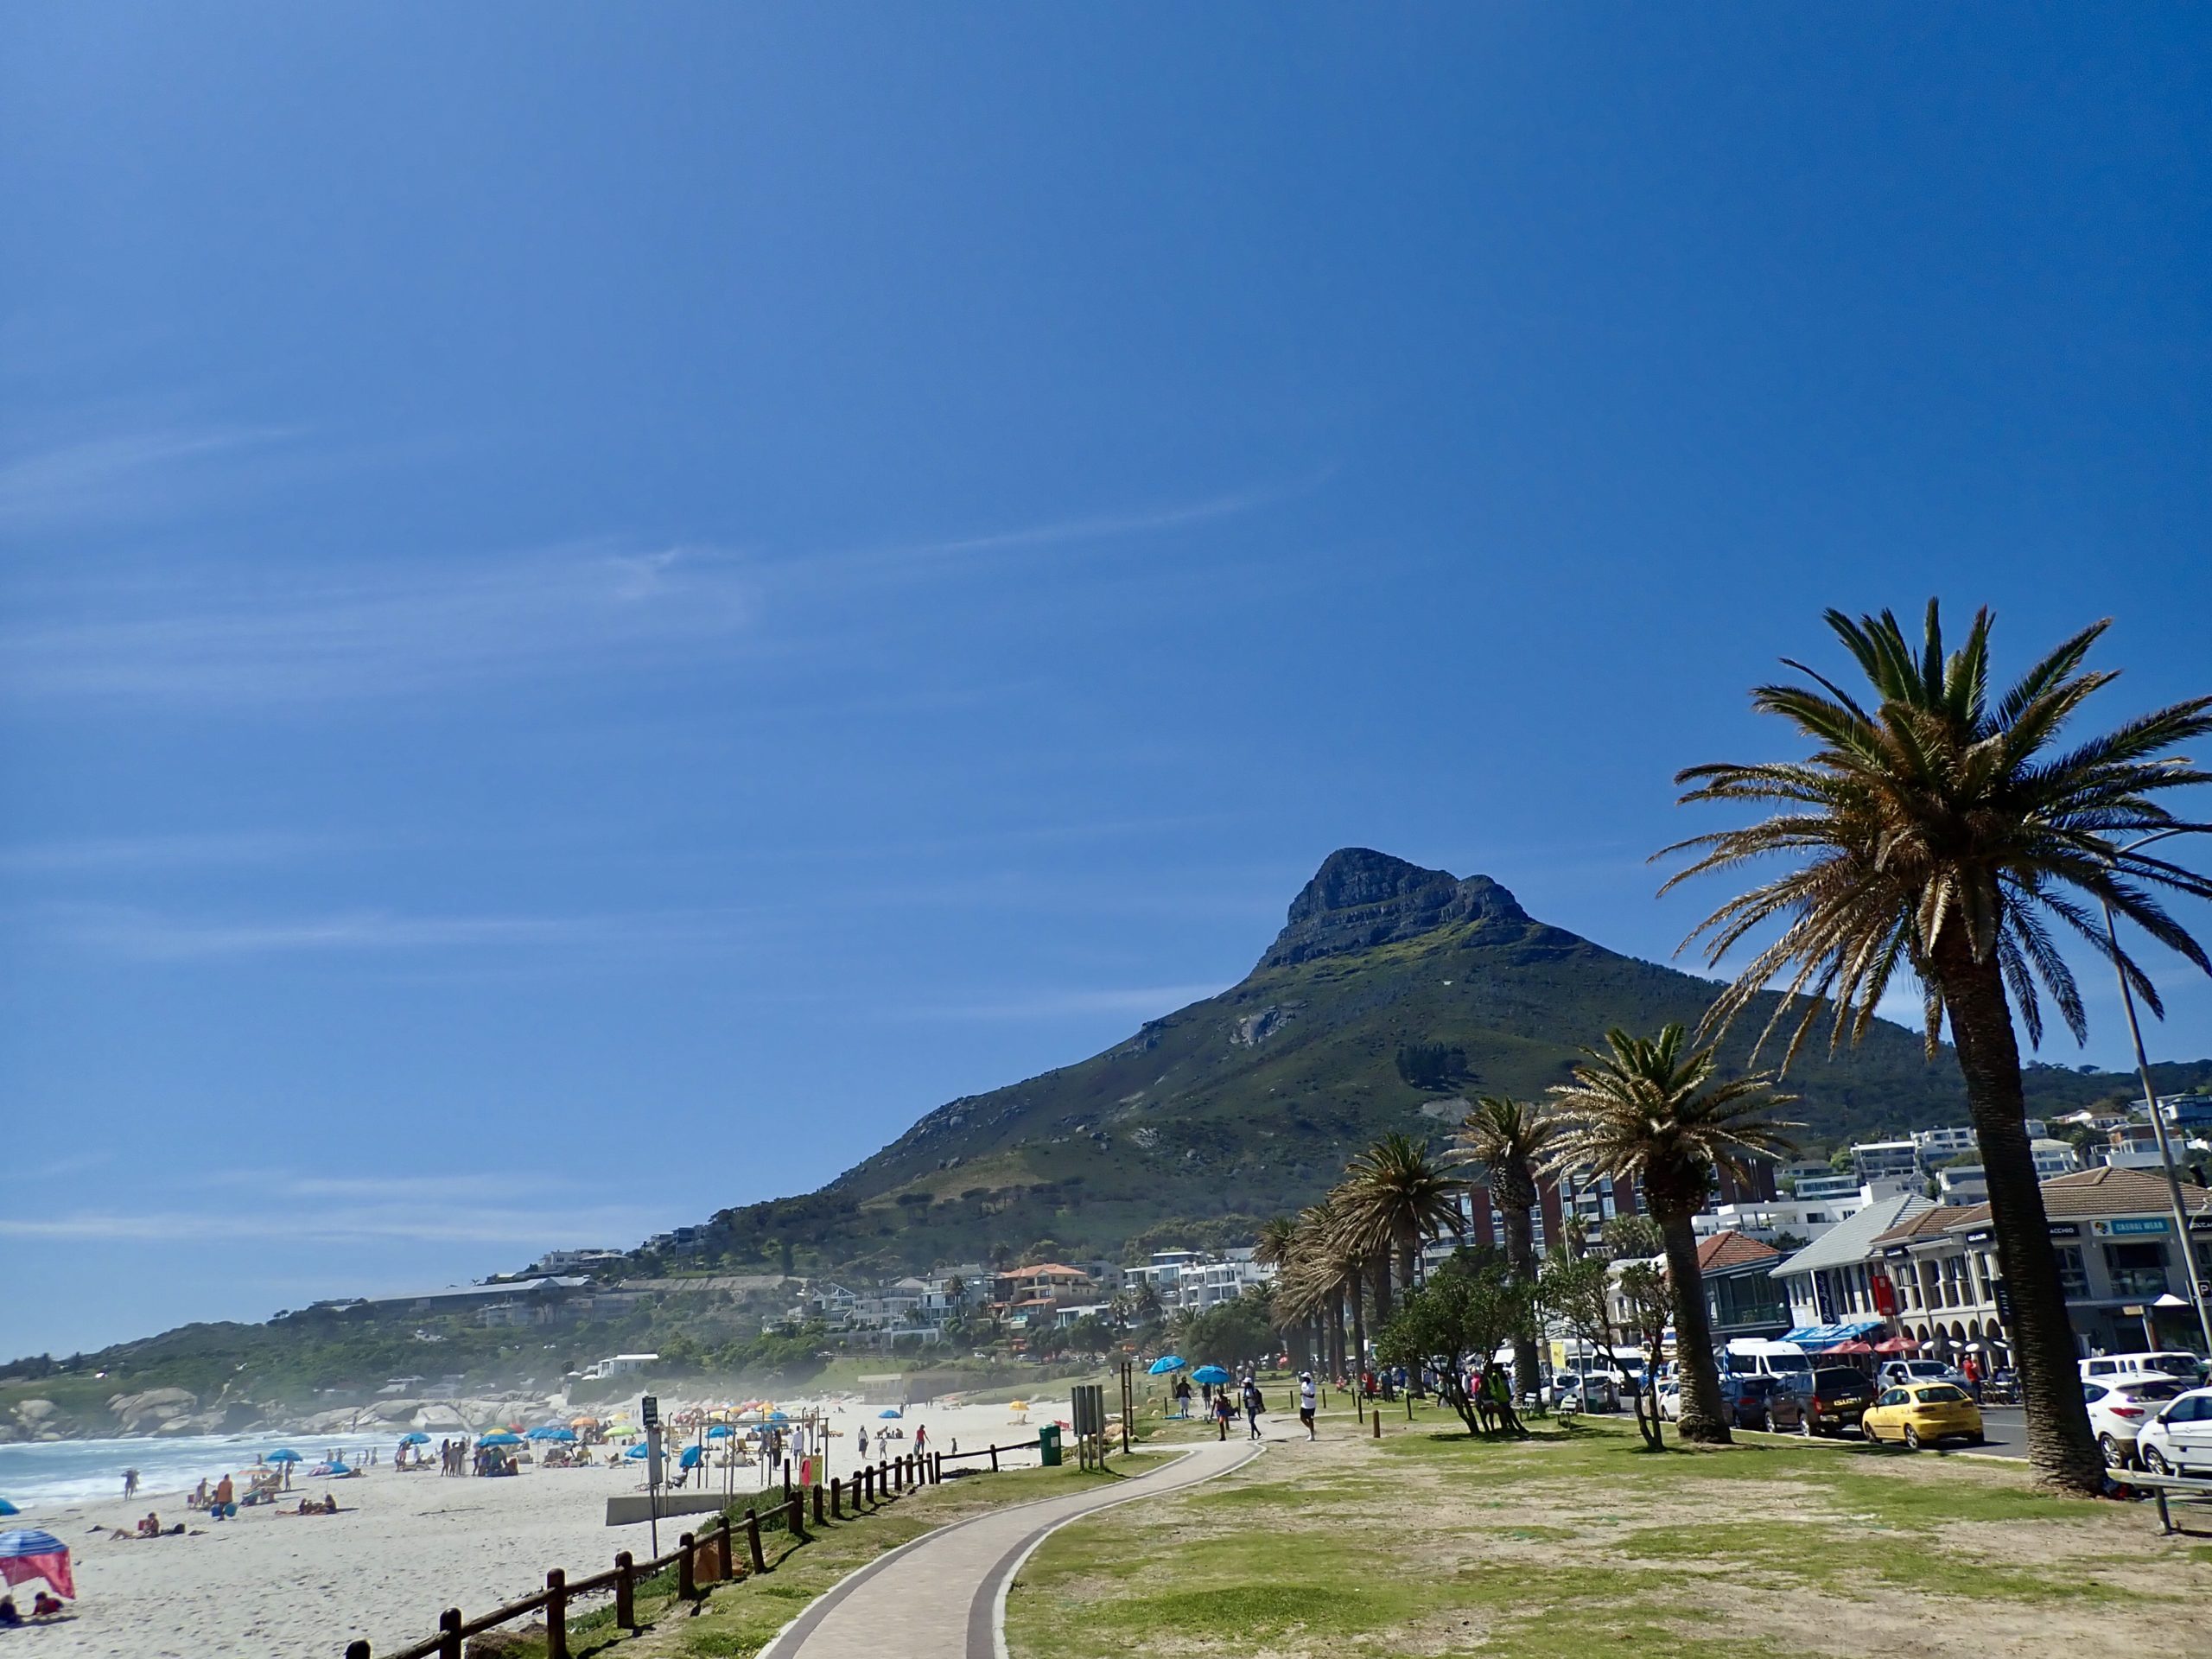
[32,1592,65,1618]
[0,1597,21,1626]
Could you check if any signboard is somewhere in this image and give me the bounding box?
[1993,1281,2012,1323]
[2092,1217,2171,1238]
[2047,1223,2081,1239]
[1869,1269,1897,1317]
[640,1394,660,1428]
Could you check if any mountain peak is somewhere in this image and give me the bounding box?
[1260,848,1529,969]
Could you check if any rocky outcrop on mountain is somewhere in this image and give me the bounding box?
[1255,848,1541,969]
[109,1387,198,1433]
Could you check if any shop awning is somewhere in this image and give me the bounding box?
[1783,1319,1885,1345]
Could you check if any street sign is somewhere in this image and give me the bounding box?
[640,1395,660,1428]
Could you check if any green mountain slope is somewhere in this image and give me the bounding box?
[699,849,2206,1277]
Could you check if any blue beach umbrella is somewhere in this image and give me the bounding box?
[1191,1365,1230,1386]
[0,1529,73,1599]
[397,1433,430,1446]
[1147,1356,1185,1376]
[679,1446,704,1470]
[326,1464,353,1477]
[705,1425,733,1440]
[266,1449,302,1463]
[624,1442,651,1460]
[878,1408,902,1419]
[765,1410,791,1423]
[0,1500,19,1517]
[478,1432,522,1447]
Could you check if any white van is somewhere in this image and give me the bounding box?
[1720,1338,1814,1382]
[2080,1351,2206,1386]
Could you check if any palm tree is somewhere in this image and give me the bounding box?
[1452,1096,1558,1402]
[1334,1134,1466,1325]
[1544,1025,1796,1446]
[1662,602,2212,1491]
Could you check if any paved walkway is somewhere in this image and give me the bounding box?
[756,1438,1261,1659]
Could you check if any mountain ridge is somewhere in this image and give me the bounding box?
[686,849,2202,1279]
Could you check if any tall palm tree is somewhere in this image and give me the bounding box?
[1544,1025,1796,1446]
[1334,1134,1466,1325]
[1453,1096,1558,1401]
[1662,602,2212,1491]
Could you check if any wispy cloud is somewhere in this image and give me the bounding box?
[46,902,741,962]
[0,830,364,874]
[1,475,1309,705]
[0,423,293,530]
[906,982,1231,1020]
[3,542,755,702]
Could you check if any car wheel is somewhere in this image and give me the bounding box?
[2099,1433,2128,1469]
[1799,1415,1814,1438]
[1903,1426,1922,1451]
[2141,1447,2173,1477]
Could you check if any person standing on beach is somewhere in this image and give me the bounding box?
[123,1468,139,1499]
[1298,1371,1318,1440]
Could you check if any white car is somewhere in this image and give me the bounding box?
[1880,1359,1968,1390]
[2083,1376,2193,1468]
[2080,1352,2205,1388]
[1653,1378,1682,1422]
[2136,1387,2212,1478]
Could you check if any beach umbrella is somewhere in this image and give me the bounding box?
[1191,1365,1231,1385]
[679,1446,704,1470]
[569,1415,599,1427]
[1872,1336,1920,1355]
[479,1432,523,1447]
[267,1448,302,1463]
[0,1529,74,1599]
[624,1442,651,1460]
[1147,1356,1185,1375]
[397,1432,431,1445]
[765,1410,791,1423]
[327,1464,353,1477]
[524,1427,564,1440]
[0,1501,17,1517]
[878,1408,902,1419]
[705,1425,733,1440]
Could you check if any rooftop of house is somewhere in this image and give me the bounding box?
[1695,1230,1783,1274]
[1934,1164,2212,1232]
[1770,1192,1933,1278]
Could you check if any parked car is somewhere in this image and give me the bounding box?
[2084,1377,2194,1468]
[1879,1358,1969,1390]
[1804,1366,1877,1437]
[2135,1387,2212,1477]
[1719,1373,1806,1432]
[2080,1352,2206,1388]
[1654,1378,1682,1422]
[1861,1382,1984,1450]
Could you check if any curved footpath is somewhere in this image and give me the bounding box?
[757,1437,1260,1659]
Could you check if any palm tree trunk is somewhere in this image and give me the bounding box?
[1660,1205,1732,1445]
[1329,1287,1347,1380]
[1348,1269,1368,1382]
[1501,1198,1541,1402]
[1370,1254,1393,1331]
[1931,938,2105,1495]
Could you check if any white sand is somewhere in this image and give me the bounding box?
[17,1396,1064,1658]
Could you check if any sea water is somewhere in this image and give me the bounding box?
[0,1432,393,1511]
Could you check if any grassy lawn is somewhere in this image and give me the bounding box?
[1004,1403,2212,1659]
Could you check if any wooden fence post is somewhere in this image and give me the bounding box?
[989,1443,1000,1472]
[830,1476,842,1518]
[678,1533,697,1601]
[346,1643,371,1659]
[615,1550,635,1630]
[812,1481,825,1526]
[786,1490,806,1541]
[782,1458,791,1498]
[719,1513,735,1581]
[545,1567,568,1659]
[862,1466,874,1506]
[744,1507,766,1574]
[437,1608,462,1659]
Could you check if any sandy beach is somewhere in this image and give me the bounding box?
[10,1394,1064,1658]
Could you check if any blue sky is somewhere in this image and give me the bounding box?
[4,5,2209,1357]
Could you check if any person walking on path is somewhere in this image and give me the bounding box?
[1242,1379,1263,1441]
[1298,1372,1318,1440]
[1211,1390,1233,1441]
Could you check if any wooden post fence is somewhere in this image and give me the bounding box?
[744,1506,766,1574]
[544,1568,567,1659]
[812,1480,825,1526]
[438,1606,461,1659]
[677,1534,696,1602]
[615,1549,635,1630]
[831,1476,842,1517]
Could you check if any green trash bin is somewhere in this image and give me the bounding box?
[1038,1424,1063,1466]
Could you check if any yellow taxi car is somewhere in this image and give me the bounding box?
[1860,1381,1985,1449]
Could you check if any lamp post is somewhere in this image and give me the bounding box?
[2096,828,2212,1359]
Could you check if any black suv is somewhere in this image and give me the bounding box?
[1804,1366,1875,1436]
[1719,1373,1807,1432]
